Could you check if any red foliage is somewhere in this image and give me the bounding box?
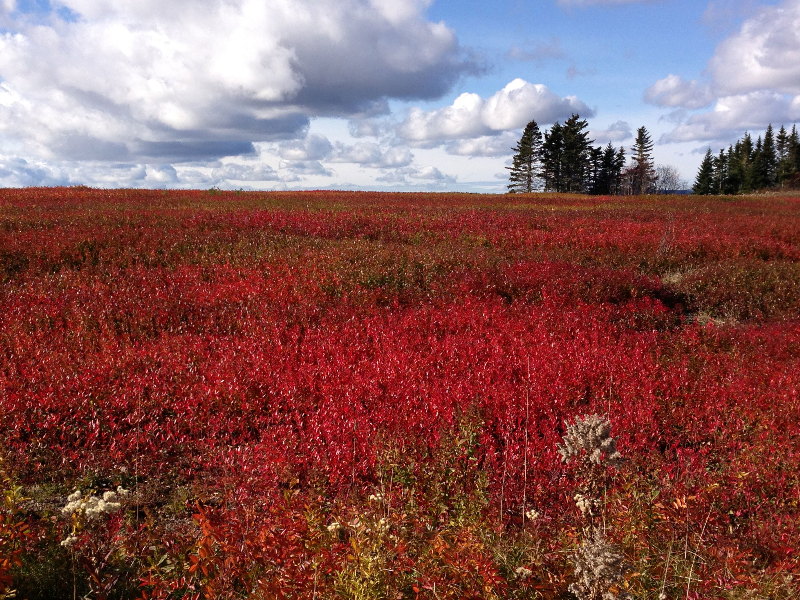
[1,188,799,597]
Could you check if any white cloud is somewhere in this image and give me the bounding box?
[330,142,414,167]
[376,165,456,184]
[590,121,633,144]
[278,135,333,161]
[660,91,800,143]
[397,79,592,145]
[444,132,520,157]
[644,75,714,109]
[708,0,800,96]
[145,165,179,186]
[278,160,334,178]
[655,0,800,144]
[0,0,477,163]
[211,162,281,182]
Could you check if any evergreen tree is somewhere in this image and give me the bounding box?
[746,136,765,191]
[791,125,800,173]
[591,143,622,195]
[727,143,744,194]
[763,124,777,187]
[776,125,792,186]
[613,147,626,195]
[507,120,543,193]
[630,126,656,194]
[693,149,714,195]
[541,122,565,192]
[588,146,603,194]
[561,114,593,192]
[712,148,727,195]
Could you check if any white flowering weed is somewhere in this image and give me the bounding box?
[557,414,622,468]
[569,531,631,600]
[61,486,129,546]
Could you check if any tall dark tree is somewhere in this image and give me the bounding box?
[613,147,626,195]
[791,125,800,173]
[541,122,565,192]
[629,126,656,194]
[588,146,603,194]
[776,125,794,186]
[762,124,778,187]
[507,120,543,193]
[693,149,714,195]
[712,148,727,195]
[590,143,622,195]
[746,136,765,191]
[727,142,744,194]
[561,114,593,192]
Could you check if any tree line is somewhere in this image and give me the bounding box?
[507,115,683,195]
[693,124,800,195]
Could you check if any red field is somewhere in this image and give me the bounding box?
[1,188,799,599]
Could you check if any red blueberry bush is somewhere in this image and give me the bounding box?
[1,188,799,598]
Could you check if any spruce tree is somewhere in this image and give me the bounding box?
[630,126,656,194]
[747,136,765,191]
[561,114,593,193]
[613,147,626,195]
[712,148,727,195]
[507,120,543,193]
[763,124,777,187]
[541,122,565,192]
[693,149,714,195]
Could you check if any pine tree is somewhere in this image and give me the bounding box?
[541,122,565,192]
[630,126,656,195]
[613,147,626,195]
[763,124,777,188]
[588,146,603,194]
[561,114,593,193]
[727,143,744,194]
[776,125,792,186]
[746,136,765,191]
[712,148,727,195]
[693,149,714,195]
[507,120,543,193]
[591,143,621,195]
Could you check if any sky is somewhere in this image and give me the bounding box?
[0,0,798,192]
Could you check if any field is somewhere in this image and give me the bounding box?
[1,188,799,599]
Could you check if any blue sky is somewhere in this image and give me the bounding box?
[0,0,798,191]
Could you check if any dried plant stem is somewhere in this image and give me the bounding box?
[686,505,713,600]
[500,439,507,529]
[661,534,674,600]
[522,357,530,529]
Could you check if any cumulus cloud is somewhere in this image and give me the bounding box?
[644,75,715,110]
[660,91,800,143]
[708,0,800,96]
[277,135,334,161]
[397,79,592,145]
[445,132,520,157]
[0,157,69,186]
[656,0,800,144]
[376,165,456,184]
[590,121,633,144]
[211,162,281,182]
[278,160,334,178]
[0,0,478,163]
[330,142,414,167]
